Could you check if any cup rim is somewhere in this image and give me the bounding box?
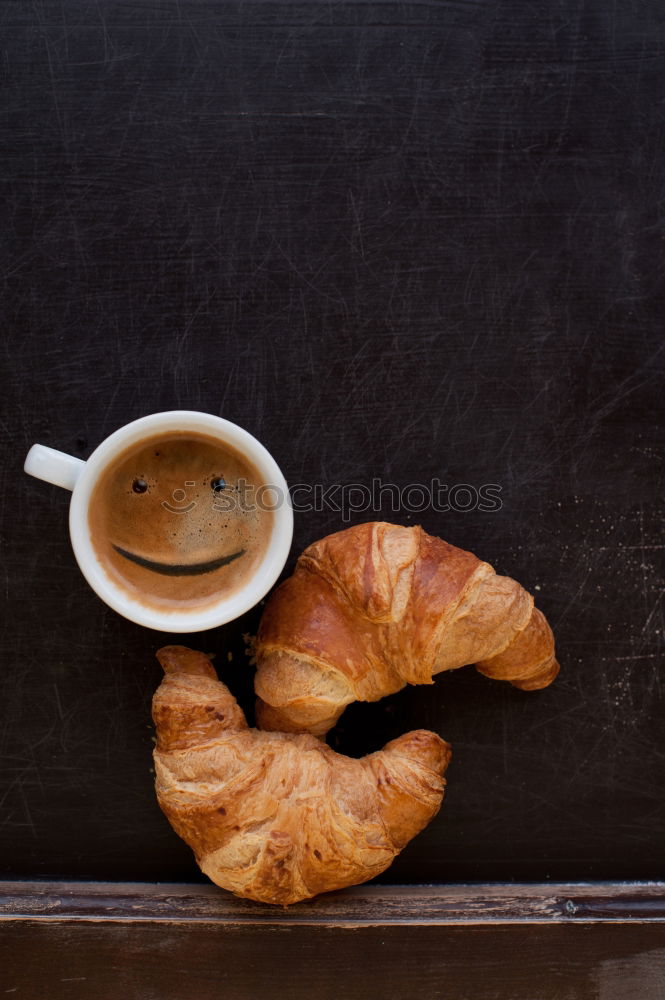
[68,410,293,632]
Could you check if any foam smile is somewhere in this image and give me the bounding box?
[112,545,245,576]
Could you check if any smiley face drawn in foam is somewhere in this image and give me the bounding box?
[88,432,273,609]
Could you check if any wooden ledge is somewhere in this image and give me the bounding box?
[1,880,664,926]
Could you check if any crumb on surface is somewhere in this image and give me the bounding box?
[243,632,257,665]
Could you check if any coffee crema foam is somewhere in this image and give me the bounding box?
[88,431,275,611]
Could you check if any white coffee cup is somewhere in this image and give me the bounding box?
[24,411,293,632]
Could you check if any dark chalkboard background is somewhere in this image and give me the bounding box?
[2,0,664,886]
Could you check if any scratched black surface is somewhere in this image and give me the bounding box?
[1,0,664,885]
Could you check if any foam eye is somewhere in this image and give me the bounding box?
[211,477,226,493]
[132,478,148,494]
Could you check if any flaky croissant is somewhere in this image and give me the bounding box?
[152,645,450,906]
[255,522,559,736]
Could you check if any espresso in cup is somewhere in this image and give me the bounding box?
[88,431,276,611]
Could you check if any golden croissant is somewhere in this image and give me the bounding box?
[255,521,559,736]
[152,645,450,906]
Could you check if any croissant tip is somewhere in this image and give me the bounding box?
[156,645,218,678]
[512,658,560,691]
[384,728,452,776]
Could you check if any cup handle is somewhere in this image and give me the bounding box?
[24,444,86,492]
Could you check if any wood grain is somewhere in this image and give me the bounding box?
[2,880,665,925]
[1,883,665,1000]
